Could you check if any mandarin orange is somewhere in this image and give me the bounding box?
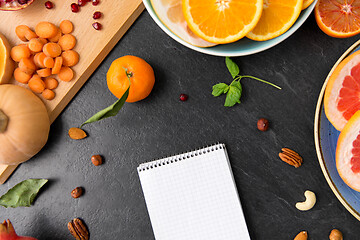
[107,55,155,103]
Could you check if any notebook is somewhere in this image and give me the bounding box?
[137,143,251,240]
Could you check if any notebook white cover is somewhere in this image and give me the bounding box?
[137,143,251,240]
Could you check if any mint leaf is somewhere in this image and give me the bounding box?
[225,57,240,78]
[212,83,229,96]
[213,57,281,108]
[0,179,48,208]
[224,82,242,107]
[81,87,130,127]
[230,80,242,90]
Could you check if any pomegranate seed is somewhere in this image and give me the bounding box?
[93,11,102,19]
[179,94,188,101]
[44,1,53,9]
[5,0,12,3]
[92,0,99,6]
[18,0,28,4]
[71,3,79,12]
[78,0,87,6]
[92,22,102,30]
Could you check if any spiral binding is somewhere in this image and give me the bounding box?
[137,143,225,172]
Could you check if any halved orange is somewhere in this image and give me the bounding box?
[315,0,360,38]
[151,0,217,47]
[182,0,263,44]
[302,0,314,10]
[247,0,303,41]
[0,33,13,84]
[324,50,360,131]
[336,110,360,191]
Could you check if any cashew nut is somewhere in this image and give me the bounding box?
[295,190,316,211]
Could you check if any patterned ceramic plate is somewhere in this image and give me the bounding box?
[143,0,317,56]
[315,39,360,221]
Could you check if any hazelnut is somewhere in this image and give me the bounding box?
[257,118,269,131]
[91,155,103,166]
[71,187,83,199]
[329,229,343,240]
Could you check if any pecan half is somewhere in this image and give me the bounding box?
[279,148,303,168]
[68,218,89,240]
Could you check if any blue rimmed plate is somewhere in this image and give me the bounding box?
[143,0,317,56]
[315,39,360,221]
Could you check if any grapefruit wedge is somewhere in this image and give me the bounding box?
[324,50,360,131]
[337,110,360,191]
[151,0,216,47]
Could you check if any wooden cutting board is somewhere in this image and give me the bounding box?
[0,0,145,184]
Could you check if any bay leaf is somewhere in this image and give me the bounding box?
[81,87,130,128]
[0,179,48,208]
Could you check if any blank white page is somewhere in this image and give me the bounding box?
[137,144,251,240]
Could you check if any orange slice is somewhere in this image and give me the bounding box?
[336,110,360,191]
[302,0,314,10]
[315,0,360,38]
[0,33,14,84]
[247,0,303,41]
[151,0,216,47]
[324,50,360,131]
[182,0,263,44]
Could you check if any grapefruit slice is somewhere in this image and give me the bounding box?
[182,0,263,44]
[315,0,360,38]
[246,0,303,41]
[336,110,360,191]
[151,0,217,47]
[324,50,360,131]
[0,33,14,84]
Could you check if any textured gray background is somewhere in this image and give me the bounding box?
[1,9,360,240]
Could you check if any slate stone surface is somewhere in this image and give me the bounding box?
[1,11,360,240]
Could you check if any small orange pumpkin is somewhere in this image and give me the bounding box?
[0,84,50,165]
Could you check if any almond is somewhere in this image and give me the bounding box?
[294,231,308,240]
[329,229,343,240]
[68,127,87,140]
